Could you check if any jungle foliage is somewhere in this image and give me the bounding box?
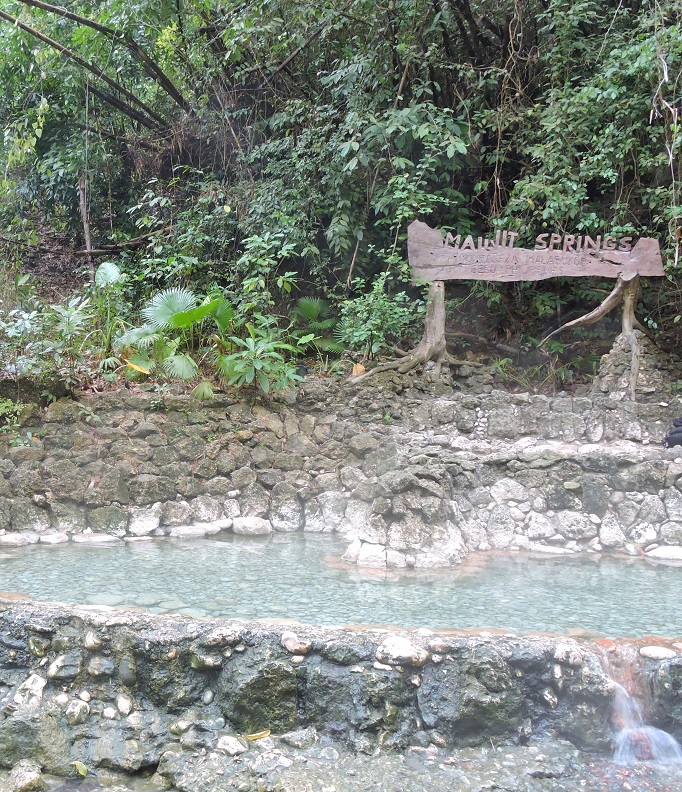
[0,0,681,390]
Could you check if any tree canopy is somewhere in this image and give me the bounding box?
[0,0,681,358]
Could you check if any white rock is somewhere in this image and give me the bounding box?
[599,513,627,548]
[102,706,117,719]
[376,636,429,667]
[490,478,529,504]
[0,533,39,546]
[341,538,362,563]
[231,516,273,535]
[631,523,658,545]
[72,533,120,544]
[169,523,222,538]
[222,499,241,519]
[83,631,101,650]
[640,646,677,660]
[65,699,90,725]
[646,545,682,560]
[116,694,132,716]
[524,512,555,539]
[38,532,69,545]
[217,735,248,756]
[386,549,408,568]
[356,542,386,567]
[529,543,574,555]
[128,503,162,536]
[13,674,46,706]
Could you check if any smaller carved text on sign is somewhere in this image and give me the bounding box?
[407,220,664,282]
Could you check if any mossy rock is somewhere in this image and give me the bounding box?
[218,660,299,734]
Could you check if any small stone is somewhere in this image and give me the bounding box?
[6,759,45,792]
[116,694,132,716]
[640,645,677,660]
[376,636,429,667]
[12,674,46,706]
[47,652,83,680]
[102,706,118,719]
[79,691,91,702]
[281,727,318,749]
[280,630,311,655]
[83,630,102,650]
[202,689,215,705]
[216,735,248,756]
[65,699,90,725]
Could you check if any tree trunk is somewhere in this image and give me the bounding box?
[350,281,480,383]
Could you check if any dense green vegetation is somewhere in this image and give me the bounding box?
[0,0,681,393]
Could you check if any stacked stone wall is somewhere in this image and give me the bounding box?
[0,384,679,567]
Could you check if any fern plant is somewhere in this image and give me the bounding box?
[289,296,344,355]
[115,287,231,381]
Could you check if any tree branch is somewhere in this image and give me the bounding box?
[0,8,166,128]
[257,0,356,90]
[15,0,192,114]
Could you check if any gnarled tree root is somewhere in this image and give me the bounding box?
[349,280,483,385]
[539,272,643,401]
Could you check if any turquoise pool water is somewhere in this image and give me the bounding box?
[1,534,680,637]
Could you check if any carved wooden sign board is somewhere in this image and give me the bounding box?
[407,220,664,282]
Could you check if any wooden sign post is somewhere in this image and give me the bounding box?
[352,220,664,401]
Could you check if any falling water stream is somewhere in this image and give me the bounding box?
[601,645,682,765]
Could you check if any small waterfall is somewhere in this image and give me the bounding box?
[602,644,682,765]
[612,683,682,764]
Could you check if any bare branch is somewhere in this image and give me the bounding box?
[15,0,192,113]
[0,8,166,128]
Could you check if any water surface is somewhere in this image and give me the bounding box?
[2,534,681,637]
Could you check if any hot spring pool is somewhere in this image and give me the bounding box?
[1,534,680,637]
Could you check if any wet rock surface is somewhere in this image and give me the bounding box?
[3,739,682,792]
[0,383,681,568]
[0,600,678,787]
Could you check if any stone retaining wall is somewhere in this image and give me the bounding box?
[0,383,680,567]
[0,599,680,777]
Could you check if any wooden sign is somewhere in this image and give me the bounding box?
[408,220,664,282]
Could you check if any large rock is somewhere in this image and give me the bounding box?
[598,512,626,548]
[10,499,49,533]
[88,505,128,536]
[232,516,272,535]
[486,505,515,548]
[269,483,304,532]
[558,511,597,540]
[190,494,224,523]
[417,645,524,747]
[218,661,298,733]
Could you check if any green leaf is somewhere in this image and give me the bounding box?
[257,371,270,392]
[142,288,197,329]
[191,381,214,400]
[95,261,124,287]
[168,299,220,329]
[162,353,199,380]
[213,299,235,335]
[71,761,88,778]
